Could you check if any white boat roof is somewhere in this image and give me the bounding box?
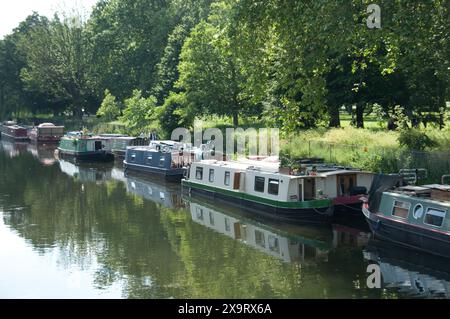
[195,159,278,172]
[195,160,371,179]
[38,123,63,128]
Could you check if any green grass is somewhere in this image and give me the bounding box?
[281,126,450,183]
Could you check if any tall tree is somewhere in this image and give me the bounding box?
[86,0,174,101]
[153,0,216,103]
[176,1,259,128]
[19,12,91,119]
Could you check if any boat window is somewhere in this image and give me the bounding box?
[424,208,446,227]
[255,231,266,248]
[225,218,231,232]
[130,154,136,162]
[413,204,424,220]
[254,176,265,193]
[268,235,280,254]
[196,167,203,180]
[95,141,103,151]
[391,200,410,219]
[224,171,231,186]
[268,179,280,196]
[196,207,204,221]
[209,169,215,183]
[159,157,165,167]
[146,155,153,164]
[209,212,215,226]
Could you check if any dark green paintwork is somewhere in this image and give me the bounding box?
[182,180,332,209]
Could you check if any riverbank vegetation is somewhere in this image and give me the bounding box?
[0,0,449,177]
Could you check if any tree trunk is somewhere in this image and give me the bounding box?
[72,92,84,121]
[438,81,445,130]
[328,106,341,128]
[73,107,83,120]
[232,112,239,128]
[356,104,364,128]
[0,83,4,119]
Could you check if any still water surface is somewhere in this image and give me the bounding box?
[1,140,450,299]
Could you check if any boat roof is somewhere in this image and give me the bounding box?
[422,184,450,192]
[38,123,64,128]
[389,184,450,206]
[2,121,17,126]
[99,133,128,137]
[109,136,137,140]
[64,132,108,140]
[150,140,179,146]
[194,160,371,179]
[317,169,371,177]
[5,124,26,129]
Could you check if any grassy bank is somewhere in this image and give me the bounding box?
[15,113,449,183]
[282,127,450,183]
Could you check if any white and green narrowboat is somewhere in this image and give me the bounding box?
[182,160,373,223]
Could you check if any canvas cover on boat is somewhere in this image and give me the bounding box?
[368,174,404,213]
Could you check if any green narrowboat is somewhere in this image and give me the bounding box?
[363,174,450,258]
[57,132,113,162]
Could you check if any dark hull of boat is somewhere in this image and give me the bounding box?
[111,150,126,160]
[30,136,62,144]
[182,184,332,224]
[364,210,450,259]
[0,132,30,141]
[123,161,184,182]
[58,149,114,162]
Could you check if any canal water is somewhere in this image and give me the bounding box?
[1,140,450,299]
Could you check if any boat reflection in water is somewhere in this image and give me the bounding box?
[364,240,450,298]
[0,140,28,158]
[58,158,114,184]
[332,223,371,249]
[123,171,184,209]
[26,143,58,166]
[57,157,184,209]
[186,195,347,264]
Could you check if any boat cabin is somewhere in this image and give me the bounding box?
[59,134,107,153]
[0,122,29,140]
[379,185,450,231]
[29,123,64,142]
[186,160,373,204]
[124,141,196,179]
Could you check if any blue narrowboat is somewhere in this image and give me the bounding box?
[362,174,450,258]
[124,141,195,181]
